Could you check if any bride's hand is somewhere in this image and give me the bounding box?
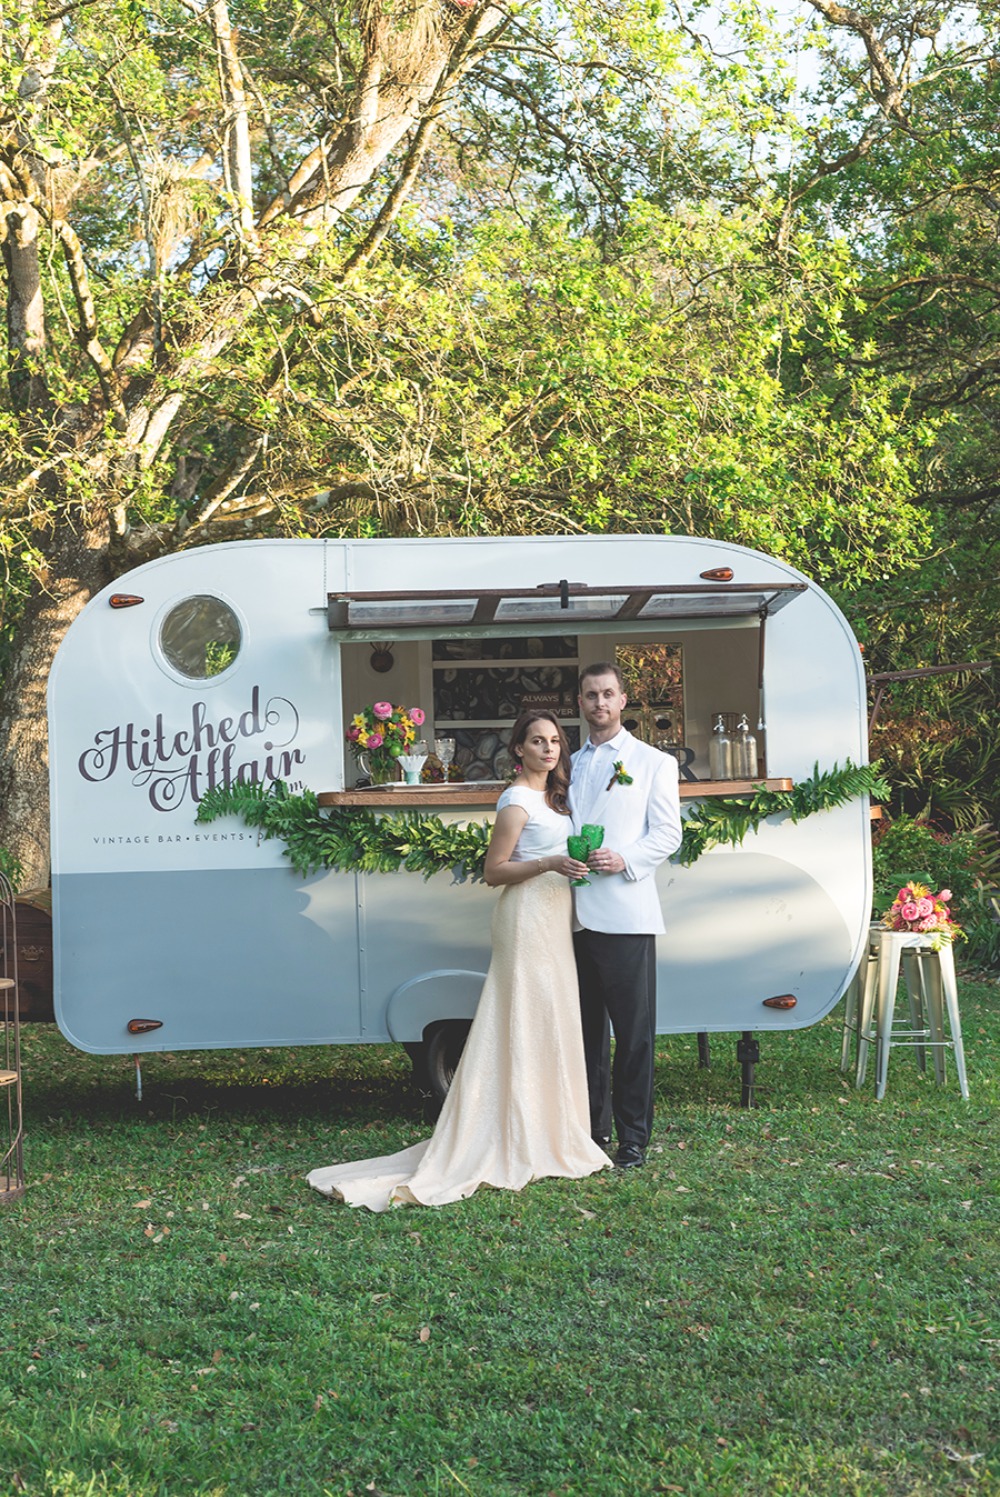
[551,854,591,880]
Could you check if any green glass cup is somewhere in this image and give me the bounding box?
[567,833,591,886]
[583,823,605,877]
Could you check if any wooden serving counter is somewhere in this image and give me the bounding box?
[318,778,794,809]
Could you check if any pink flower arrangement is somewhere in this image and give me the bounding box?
[347,703,425,780]
[882,881,962,946]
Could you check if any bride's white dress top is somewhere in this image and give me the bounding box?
[307,786,610,1210]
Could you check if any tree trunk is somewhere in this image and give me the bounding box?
[2,199,49,415]
[0,517,111,889]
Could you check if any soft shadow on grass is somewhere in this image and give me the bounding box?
[2,977,998,1496]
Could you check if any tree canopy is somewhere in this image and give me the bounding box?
[1,0,998,884]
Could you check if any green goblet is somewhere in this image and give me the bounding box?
[567,833,591,886]
[582,823,605,876]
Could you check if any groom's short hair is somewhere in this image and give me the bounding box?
[579,661,624,690]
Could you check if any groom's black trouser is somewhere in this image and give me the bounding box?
[573,929,657,1148]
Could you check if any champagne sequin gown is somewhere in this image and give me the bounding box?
[306,787,610,1211]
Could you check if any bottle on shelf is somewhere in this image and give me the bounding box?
[735,713,758,779]
[708,714,733,781]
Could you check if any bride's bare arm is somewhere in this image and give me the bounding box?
[484,806,590,887]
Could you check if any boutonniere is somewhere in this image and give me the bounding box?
[606,760,633,790]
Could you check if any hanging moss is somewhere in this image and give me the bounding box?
[195,761,887,880]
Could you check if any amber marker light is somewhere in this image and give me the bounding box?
[109,594,145,608]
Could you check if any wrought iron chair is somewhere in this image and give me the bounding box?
[0,871,25,1201]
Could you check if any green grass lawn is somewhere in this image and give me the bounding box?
[2,979,998,1497]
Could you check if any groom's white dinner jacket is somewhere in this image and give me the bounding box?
[569,729,683,936]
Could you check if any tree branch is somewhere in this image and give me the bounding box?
[338,11,488,278]
[804,0,908,122]
[208,0,257,244]
[51,216,127,427]
[176,431,267,541]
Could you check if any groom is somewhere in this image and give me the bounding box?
[569,662,683,1169]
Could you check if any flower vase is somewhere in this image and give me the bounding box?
[360,752,397,785]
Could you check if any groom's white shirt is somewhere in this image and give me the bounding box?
[569,729,682,935]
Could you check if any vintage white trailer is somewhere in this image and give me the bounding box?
[47,534,872,1097]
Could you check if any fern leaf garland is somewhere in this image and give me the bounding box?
[195,762,886,880]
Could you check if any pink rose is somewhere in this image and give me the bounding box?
[917,917,935,931]
[410,707,425,726]
[916,897,934,918]
[900,901,920,922]
[898,888,911,901]
[367,732,383,749]
[372,702,393,720]
[939,889,952,903]
[346,726,360,742]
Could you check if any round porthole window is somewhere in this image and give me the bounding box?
[159,595,242,680]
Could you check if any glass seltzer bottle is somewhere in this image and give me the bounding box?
[735,713,758,779]
[709,714,733,780]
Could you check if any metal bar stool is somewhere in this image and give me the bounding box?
[864,930,969,1101]
[839,938,878,1077]
[856,940,931,1091]
[840,926,925,1087]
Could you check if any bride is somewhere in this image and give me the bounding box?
[307,709,611,1211]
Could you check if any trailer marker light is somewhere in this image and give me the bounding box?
[110,594,145,609]
[699,567,734,582]
[127,1018,163,1034]
[762,995,797,1010]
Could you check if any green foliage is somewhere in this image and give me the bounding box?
[241,206,935,593]
[847,563,999,831]
[4,0,1000,890]
[195,781,493,882]
[0,846,23,891]
[872,814,1000,971]
[196,762,886,882]
[677,762,888,866]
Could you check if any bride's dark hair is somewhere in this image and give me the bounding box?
[508,710,572,816]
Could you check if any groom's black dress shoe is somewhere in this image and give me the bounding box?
[593,1135,611,1150]
[614,1143,646,1169]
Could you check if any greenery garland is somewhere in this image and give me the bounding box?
[676,761,888,865]
[195,761,887,880]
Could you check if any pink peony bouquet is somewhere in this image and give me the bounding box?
[881,881,963,946]
[347,703,425,782]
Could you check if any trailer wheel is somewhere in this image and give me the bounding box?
[426,1020,471,1102]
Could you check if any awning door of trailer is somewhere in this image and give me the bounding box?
[326,581,808,641]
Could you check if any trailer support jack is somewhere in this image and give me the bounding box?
[737,1031,759,1109]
